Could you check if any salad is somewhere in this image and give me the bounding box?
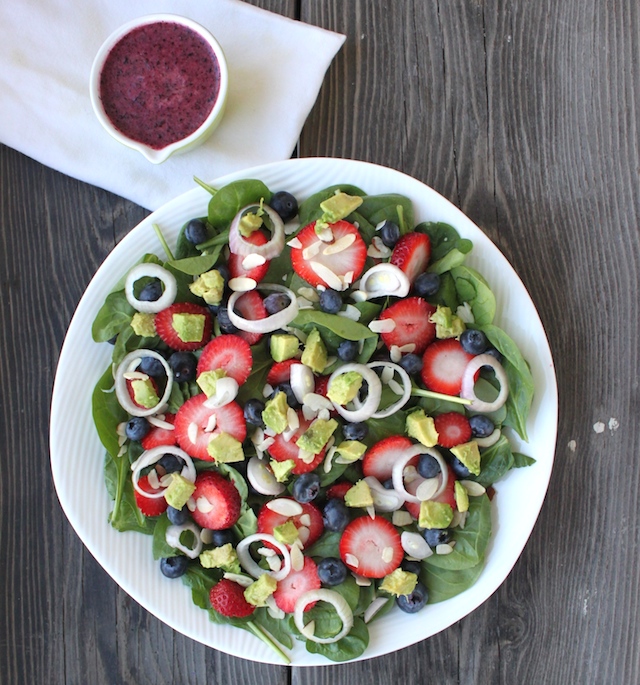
[91,178,535,663]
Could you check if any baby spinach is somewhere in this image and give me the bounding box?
[304,617,369,662]
[252,608,294,649]
[152,514,178,559]
[514,452,536,468]
[357,194,414,233]
[422,559,485,604]
[417,221,473,262]
[306,531,342,559]
[428,248,469,275]
[474,435,515,487]
[289,310,377,352]
[92,366,126,457]
[297,184,366,227]
[167,251,220,276]
[91,290,134,343]
[208,179,272,228]
[451,265,496,325]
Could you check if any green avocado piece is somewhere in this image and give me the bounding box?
[172,312,205,343]
[406,409,439,448]
[300,328,328,374]
[196,369,227,398]
[327,371,363,406]
[295,418,338,454]
[130,312,156,337]
[419,500,454,530]
[454,481,470,513]
[131,378,159,409]
[380,568,418,597]
[450,441,481,476]
[319,191,364,224]
[239,211,264,237]
[270,333,300,362]
[430,305,466,339]
[199,543,241,573]
[206,432,245,463]
[273,520,299,545]
[262,391,290,435]
[189,269,225,306]
[335,440,367,462]
[269,458,295,483]
[244,573,277,607]
[344,479,374,508]
[163,473,196,510]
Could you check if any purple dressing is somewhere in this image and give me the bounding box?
[99,22,221,150]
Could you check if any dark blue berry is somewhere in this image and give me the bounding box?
[358,380,369,403]
[319,289,342,314]
[382,478,395,490]
[168,352,197,383]
[216,263,230,283]
[414,272,441,298]
[342,421,368,441]
[422,528,451,547]
[401,560,422,576]
[138,356,164,378]
[378,220,400,248]
[460,328,488,355]
[469,414,495,438]
[269,191,298,222]
[160,555,189,578]
[317,557,348,586]
[157,453,184,474]
[450,455,471,479]
[323,498,350,532]
[396,582,428,613]
[139,279,163,302]
[217,306,238,334]
[273,382,299,408]
[292,473,321,503]
[125,416,150,441]
[184,218,208,245]
[211,528,236,547]
[337,339,359,361]
[166,505,190,526]
[244,398,265,427]
[417,453,441,479]
[484,347,503,364]
[263,293,291,315]
[399,353,423,376]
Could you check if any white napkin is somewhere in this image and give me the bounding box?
[0,0,344,210]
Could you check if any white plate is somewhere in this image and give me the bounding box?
[50,157,557,666]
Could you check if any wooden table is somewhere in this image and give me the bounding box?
[2,1,638,682]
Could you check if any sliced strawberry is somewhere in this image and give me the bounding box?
[155,302,212,351]
[232,290,267,346]
[325,481,353,500]
[174,394,246,461]
[134,475,168,517]
[190,470,241,529]
[257,499,324,549]
[209,578,255,618]
[228,230,270,283]
[267,411,326,474]
[197,334,253,385]
[266,359,302,386]
[290,220,367,289]
[404,464,457,518]
[379,297,436,355]
[421,338,474,396]
[434,412,472,448]
[273,556,321,613]
[390,232,431,284]
[313,375,330,398]
[339,516,403,578]
[361,435,414,482]
[140,413,177,450]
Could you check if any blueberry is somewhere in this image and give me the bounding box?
[244,398,265,427]
[184,218,208,245]
[399,353,423,376]
[263,293,291,315]
[125,416,150,441]
[269,191,298,222]
[484,347,503,364]
[469,414,495,438]
[139,279,163,302]
[417,453,441,479]
[319,289,342,314]
[138,356,165,377]
[382,478,395,490]
[460,328,488,355]
[342,421,368,441]
[168,352,197,383]
[401,560,422,576]
[217,306,238,334]
[337,339,359,361]
[396,582,428,613]
[160,555,189,579]
[317,557,348,586]
[414,272,441,298]
[211,528,236,547]
[450,455,471,479]
[422,528,451,547]
[166,505,190,526]
[292,473,321,503]
[273,382,299,408]
[378,220,400,248]
[157,453,184,474]
[323,498,350,532]
[216,263,230,283]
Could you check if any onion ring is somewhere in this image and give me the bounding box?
[131,445,196,498]
[327,363,382,422]
[293,589,354,644]
[236,533,292,581]
[391,445,448,504]
[227,283,299,334]
[165,522,203,559]
[124,262,177,314]
[461,354,510,412]
[114,349,173,417]
[475,427,502,447]
[363,476,404,512]
[228,204,285,259]
[359,263,410,299]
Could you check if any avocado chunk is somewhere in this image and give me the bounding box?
[199,543,241,574]
[196,369,227,398]
[295,418,338,454]
[172,312,205,343]
[189,269,225,306]
[344,479,374,509]
[262,391,290,435]
[327,371,363,406]
[270,333,300,362]
[380,568,418,597]
[300,328,328,374]
[430,305,466,339]
[130,312,156,337]
[269,458,296,483]
[163,473,196,510]
[454,481,469,513]
[319,191,363,224]
[450,441,481,476]
[335,440,367,462]
[244,573,277,607]
[406,409,439,448]
[419,500,454,530]
[239,211,264,237]
[206,432,245,464]
[131,377,159,409]
[273,520,299,545]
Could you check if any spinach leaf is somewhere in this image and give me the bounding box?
[423,559,485,603]
[167,251,220,276]
[357,335,379,364]
[233,506,258,540]
[357,194,414,231]
[365,410,408,445]
[417,394,465,416]
[182,565,220,610]
[451,265,496,325]
[263,245,293,288]
[174,217,209,259]
[208,179,272,228]
[474,435,515,487]
[352,301,381,325]
[431,271,460,311]
[288,310,377,352]
[152,514,178,560]
[217,463,249,503]
[112,326,159,366]
[513,452,536,468]
[91,290,135,343]
[252,608,294,649]
[297,184,366,227]
[306,531,342,558]
[92,366,127,457]
[428,248,469,275]
[236,342,272,406]
[304,617,369,662]
[417,221,473,262]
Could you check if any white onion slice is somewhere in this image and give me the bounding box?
[131,445,196,498]
[165,522,202,559]
[228,204,285,259]
[460,354,510,412]
[246,456,286,496]
[293,589,354,644]
[327,363,382,422]
[475,427,502,447]
[392,445,448,504]
[202,377,239,408]
[363,476,404,512]
[290,364,315,404]
[124,262,177,314]
[227,283,299,334]
[114,349,173,417]
[364,597,389,624]
[367,362,412,419]
[236,533,291,581]
[359,263,410,299]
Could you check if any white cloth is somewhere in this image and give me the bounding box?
[0,0,344,209]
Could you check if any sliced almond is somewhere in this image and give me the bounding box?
[322,233,356,255]
[196,497,214,513]
[186,497,196,512]
[147,469,161,490]
[228,276,257,292]
[223,572,253,587]
[204,413,217,433]
[460,480,487,496]
[308,261,344,290]
[297,526,310,545]
[353,572,371,586]
[436,543,454,555]
[392,510,413,527]
[148,415,175,431]
[188,422,199,445]
[290,543,304,572]
[398,343,416,354]
[337,304,361,321]
[299,514,311,526]
[302,241,323,260]
[381,546,394,563]
[388,378,404,395]
[369,319,396,333]
[415,478,439,501]
[287,407,300,432]
[266,498,304,517]
[316,226,334,242]
[241,253,267,270]
[286,237,303,249]
[298,448,316,464]
[200,528,214,544]
[297,286,319,302]
[266,555,282,572]
[300,620,316,639]
[345,553,359,568]
[390,345,403,363]
[258,546,276,557]
[122,371,150,381]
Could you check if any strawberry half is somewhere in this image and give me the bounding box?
[197,334,253,385]
[140,413,177,450]
[257,499,324,549]
[421,338,474,396]
[290,220,367,289]
[266,359,302,386]
[174,394,246,461]
[273,556,321,613]
[379,297,436,355]
[228,230,270,283]
[266,411,326,474]
[155,302,212,351]
[209,579,255,618]
[339,516,403,578]
[134,475,168,517]
[361,435,414,482]
[190,470,241,529]
[434,412,472,448]
[404,464,457,518]
[325,481,353,500]
[390,232,431,284]
[232,290,267,346]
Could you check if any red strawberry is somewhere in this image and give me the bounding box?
[228,230,271,283]
[339,516,403,578]
[434,412,472,448]
[190,470,241,529]
[266,359,302,386]
[232,290,267,346]
[313,375,330,398]
[134,475,168,517]
[174,394,246,461]
[325,481,353,500]
[273,556,321,613]
[140,413,177,450]
[267,411,326,474]
[379,297,436,355]
[290,220,367,289]
[390,232,431,284]
[209,579,255,618]
[361,435,414,482]
[404,464,457,518]
[155,302,212,351]
[421,338,474,396]
[197,334,253,385]
[257,499,324,549]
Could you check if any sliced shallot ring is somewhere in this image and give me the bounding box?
[165,522,202,559]
[363,476,404,512]
[327,363,382,422]
[114,349,173,417]
[367,361,412,418]
[227,283,299,334]
[228,204,285,259]
[359,263,411,299]
[293,589,354,644]
[246,456,286,496]
[392,445,448,504]
[131,445,196,498]
[236,533,292,581]
[124,262,177,313]
[475,427,502,447]
[461,354,510,412]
